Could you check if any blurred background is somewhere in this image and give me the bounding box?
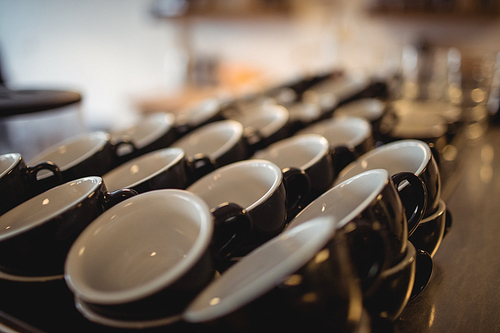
[0,0,499,136]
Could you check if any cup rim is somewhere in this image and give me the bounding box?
[238,104,289,138]
[29,131,109,172]
[111,113,175,149]
[175,98,221,127]
[335,98,386,121]
[182,216,337,323]
[336,139,431,185]
[187,159,282,212]
[172,120,243,160]
[297,116,371,148]
[0,176,102,242]
[102,147,185,191]
[0,153,22,179]
[64,190,214,305]
[252,134,329,171]
[287,169,389,231]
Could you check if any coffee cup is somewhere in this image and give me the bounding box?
[363,242,433,321]
[232,104,290,155]
[29,131,136,185]
[336,139,440,221]
[252,134,332,205]
[286,169,426,291]
[110,112,177,161]
[64,189,251,327]
[334,98,398,144]
[171,120,247,179]
[187,159,310,256]
[102,147,212,193]
[183,216,365,333]
[296,116,374,178]
[0,177,136,279]
[175,98,226,137]
[0,153,63,216]
[409,199,451,257]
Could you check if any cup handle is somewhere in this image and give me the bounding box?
[26,160,63,184]
[410,248,433,301]
[330,145,357,178]
[347,220,391,296]
[444,209,453,238]
[282,167,311,222]
[184,154,216,185]
[103,188,138,209]
[391,172,428,237]
[112,138,137,163]
[210,202,253,263]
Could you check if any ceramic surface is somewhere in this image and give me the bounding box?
[65,190,215,321]
[183,217,363,333]
[103,148,187,192]
[336,139,441,217]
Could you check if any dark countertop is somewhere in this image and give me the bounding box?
[396,124,500,333]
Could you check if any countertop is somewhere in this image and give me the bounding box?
[396,124,500,333]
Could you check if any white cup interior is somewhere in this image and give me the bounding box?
[335,140,430,185]
[187,160,281,211]
[235,104,289,138]
[297,116,371,148]
[110,113,175,149]
[0,153,21,178]
[287,169,388,231]
[29,132,109,178]
[252,134,328,171]
[183,216,336,323]
[102,148,185,192]
[172,120,243,160]
[335,98,385,121]
[175,98,221,127]
[0,177,101,241]
[64,190,213,305]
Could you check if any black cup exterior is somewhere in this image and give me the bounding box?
[184,229,364,333]
[116,126,178,164]
[409,200,447,257]
[356,177,409,267]
[78,249,216,322]
[124,155,191,194]
[330,132,375,179]
[233,180,288,256]
[363,242,417,321]
[0,178,136,277]
[213,135,249,169]
[35,135,136,189]
[302,148,335,205]
[245,121,291,156]
[0,155,62,216]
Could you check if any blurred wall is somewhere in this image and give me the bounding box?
[1,0,499,130]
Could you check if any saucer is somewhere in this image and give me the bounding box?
[75,298,181,329]
[0,268,63,283]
